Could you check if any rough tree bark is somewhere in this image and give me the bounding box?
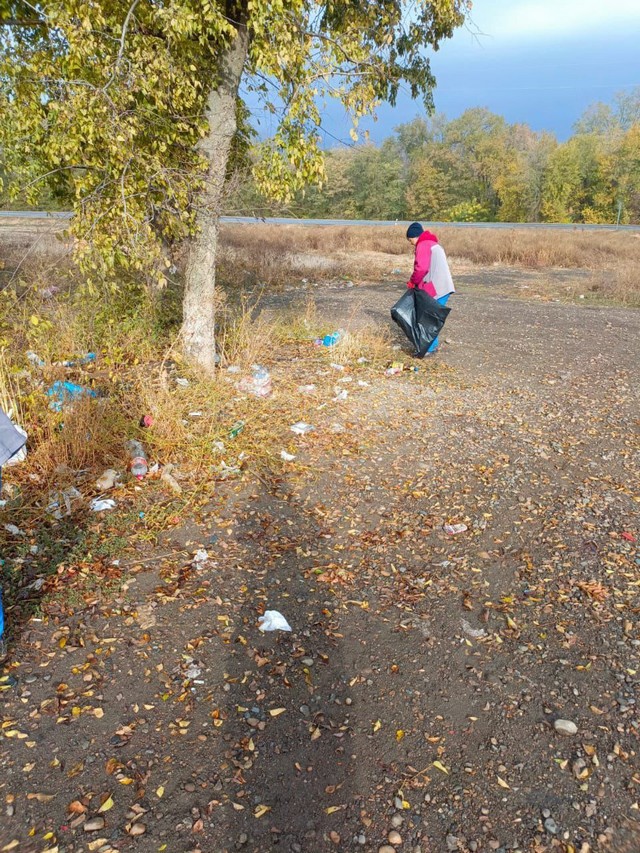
[181,25,248,372]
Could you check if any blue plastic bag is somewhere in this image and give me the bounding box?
[46,381,98,412]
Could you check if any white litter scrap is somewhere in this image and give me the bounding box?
[90,498,116,512]
[444,523,468,535]
[329,363,345,371]
[258,610,292,632]
[175,377,190,387]
[461,619,487,640]
[192,549,209,565]
[298,384,317,394]
[280,450,296,462]
[4,523,25,536]
[46,486,82,519]
[290,422,315,436]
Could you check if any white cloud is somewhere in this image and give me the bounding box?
[472,0,640,40]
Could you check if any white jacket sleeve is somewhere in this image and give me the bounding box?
[428,244,455,298]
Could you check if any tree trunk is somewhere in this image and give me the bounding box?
[181,26,248,372]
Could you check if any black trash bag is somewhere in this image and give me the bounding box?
[391,288,451,358]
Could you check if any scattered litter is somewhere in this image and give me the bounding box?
[331,423,345,433]
[95,469,118,491]
[148,462,160,476]
[188,411,203,418]
[0,500,6,508]
[4,523,25,536]
[125,439,148,479]
[192,549,209,565]
[218,461,241,479]
[185,663,202,680]
[46,381,98,412]
[461,619,486,640]
[280,450,296,462]
[226,365,241,374]
[160,464,182,494]
[90,498,116,512]
[333,387,348,401]
[258,610,292,632]
[444,523,468,535]
[385,366,403,376]
[46,486,82,519]
[317,330,344,347]
[290,422,315,436]
[212,440,225,452]
[26,350,45,367]
[358,380,370,387]
[175,377,190,387]
[621,531,636,542]
[58,352,96,368]
[237,365,272,398]
[139,414,154,428]
[357,357,369,364]
[298,384,317,394]
[330,363,345,371]
[229,421,245,439]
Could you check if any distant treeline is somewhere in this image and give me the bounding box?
[228,89,640,225]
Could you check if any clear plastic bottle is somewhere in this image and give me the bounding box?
[250,365,272,397]
[125,439,148,479]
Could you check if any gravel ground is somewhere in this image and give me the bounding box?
[1,278,638,853]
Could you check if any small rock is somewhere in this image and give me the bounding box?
[379,847,396,853]
[446,835,461,851]
[237,832,248,846]
[184,782,196,792]
[24,674,37,684]
[84,817,105,832]
[553,719,578,736]
[391,815,404,828]
[357,834,366,845]
[127,823,146,836]
[544,818,558,835]
[542,809,551,819]
[388,830,402,846]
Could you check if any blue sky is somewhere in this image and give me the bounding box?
[259,0,640,147]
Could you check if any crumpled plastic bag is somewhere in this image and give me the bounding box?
[391,289,450,358]
[258,610,292,632]
[90,498,116,512]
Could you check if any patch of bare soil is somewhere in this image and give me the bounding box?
[1,278,639,853]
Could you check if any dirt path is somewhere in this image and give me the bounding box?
[1,283,639,853]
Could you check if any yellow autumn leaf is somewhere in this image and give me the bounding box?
[432,761,449,774]
[93,708,104,719]
[254,804,271,818]
[98,795,114,813]
[325,805,344,815]
[506,616,517,630]
[497,776,510,789]
[373,719,382,732]
[269,708,286,717]
[156,786,165,798]
[396,729,405,742]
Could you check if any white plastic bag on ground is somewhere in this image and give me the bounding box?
[258,610,292,632]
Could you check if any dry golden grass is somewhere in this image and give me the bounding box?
[218,222,640,304]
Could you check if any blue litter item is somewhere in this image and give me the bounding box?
[46,381,98,412]
[322,331,342,347]
[61,352,97,367]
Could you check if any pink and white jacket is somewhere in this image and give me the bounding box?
[407,230,455,299]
